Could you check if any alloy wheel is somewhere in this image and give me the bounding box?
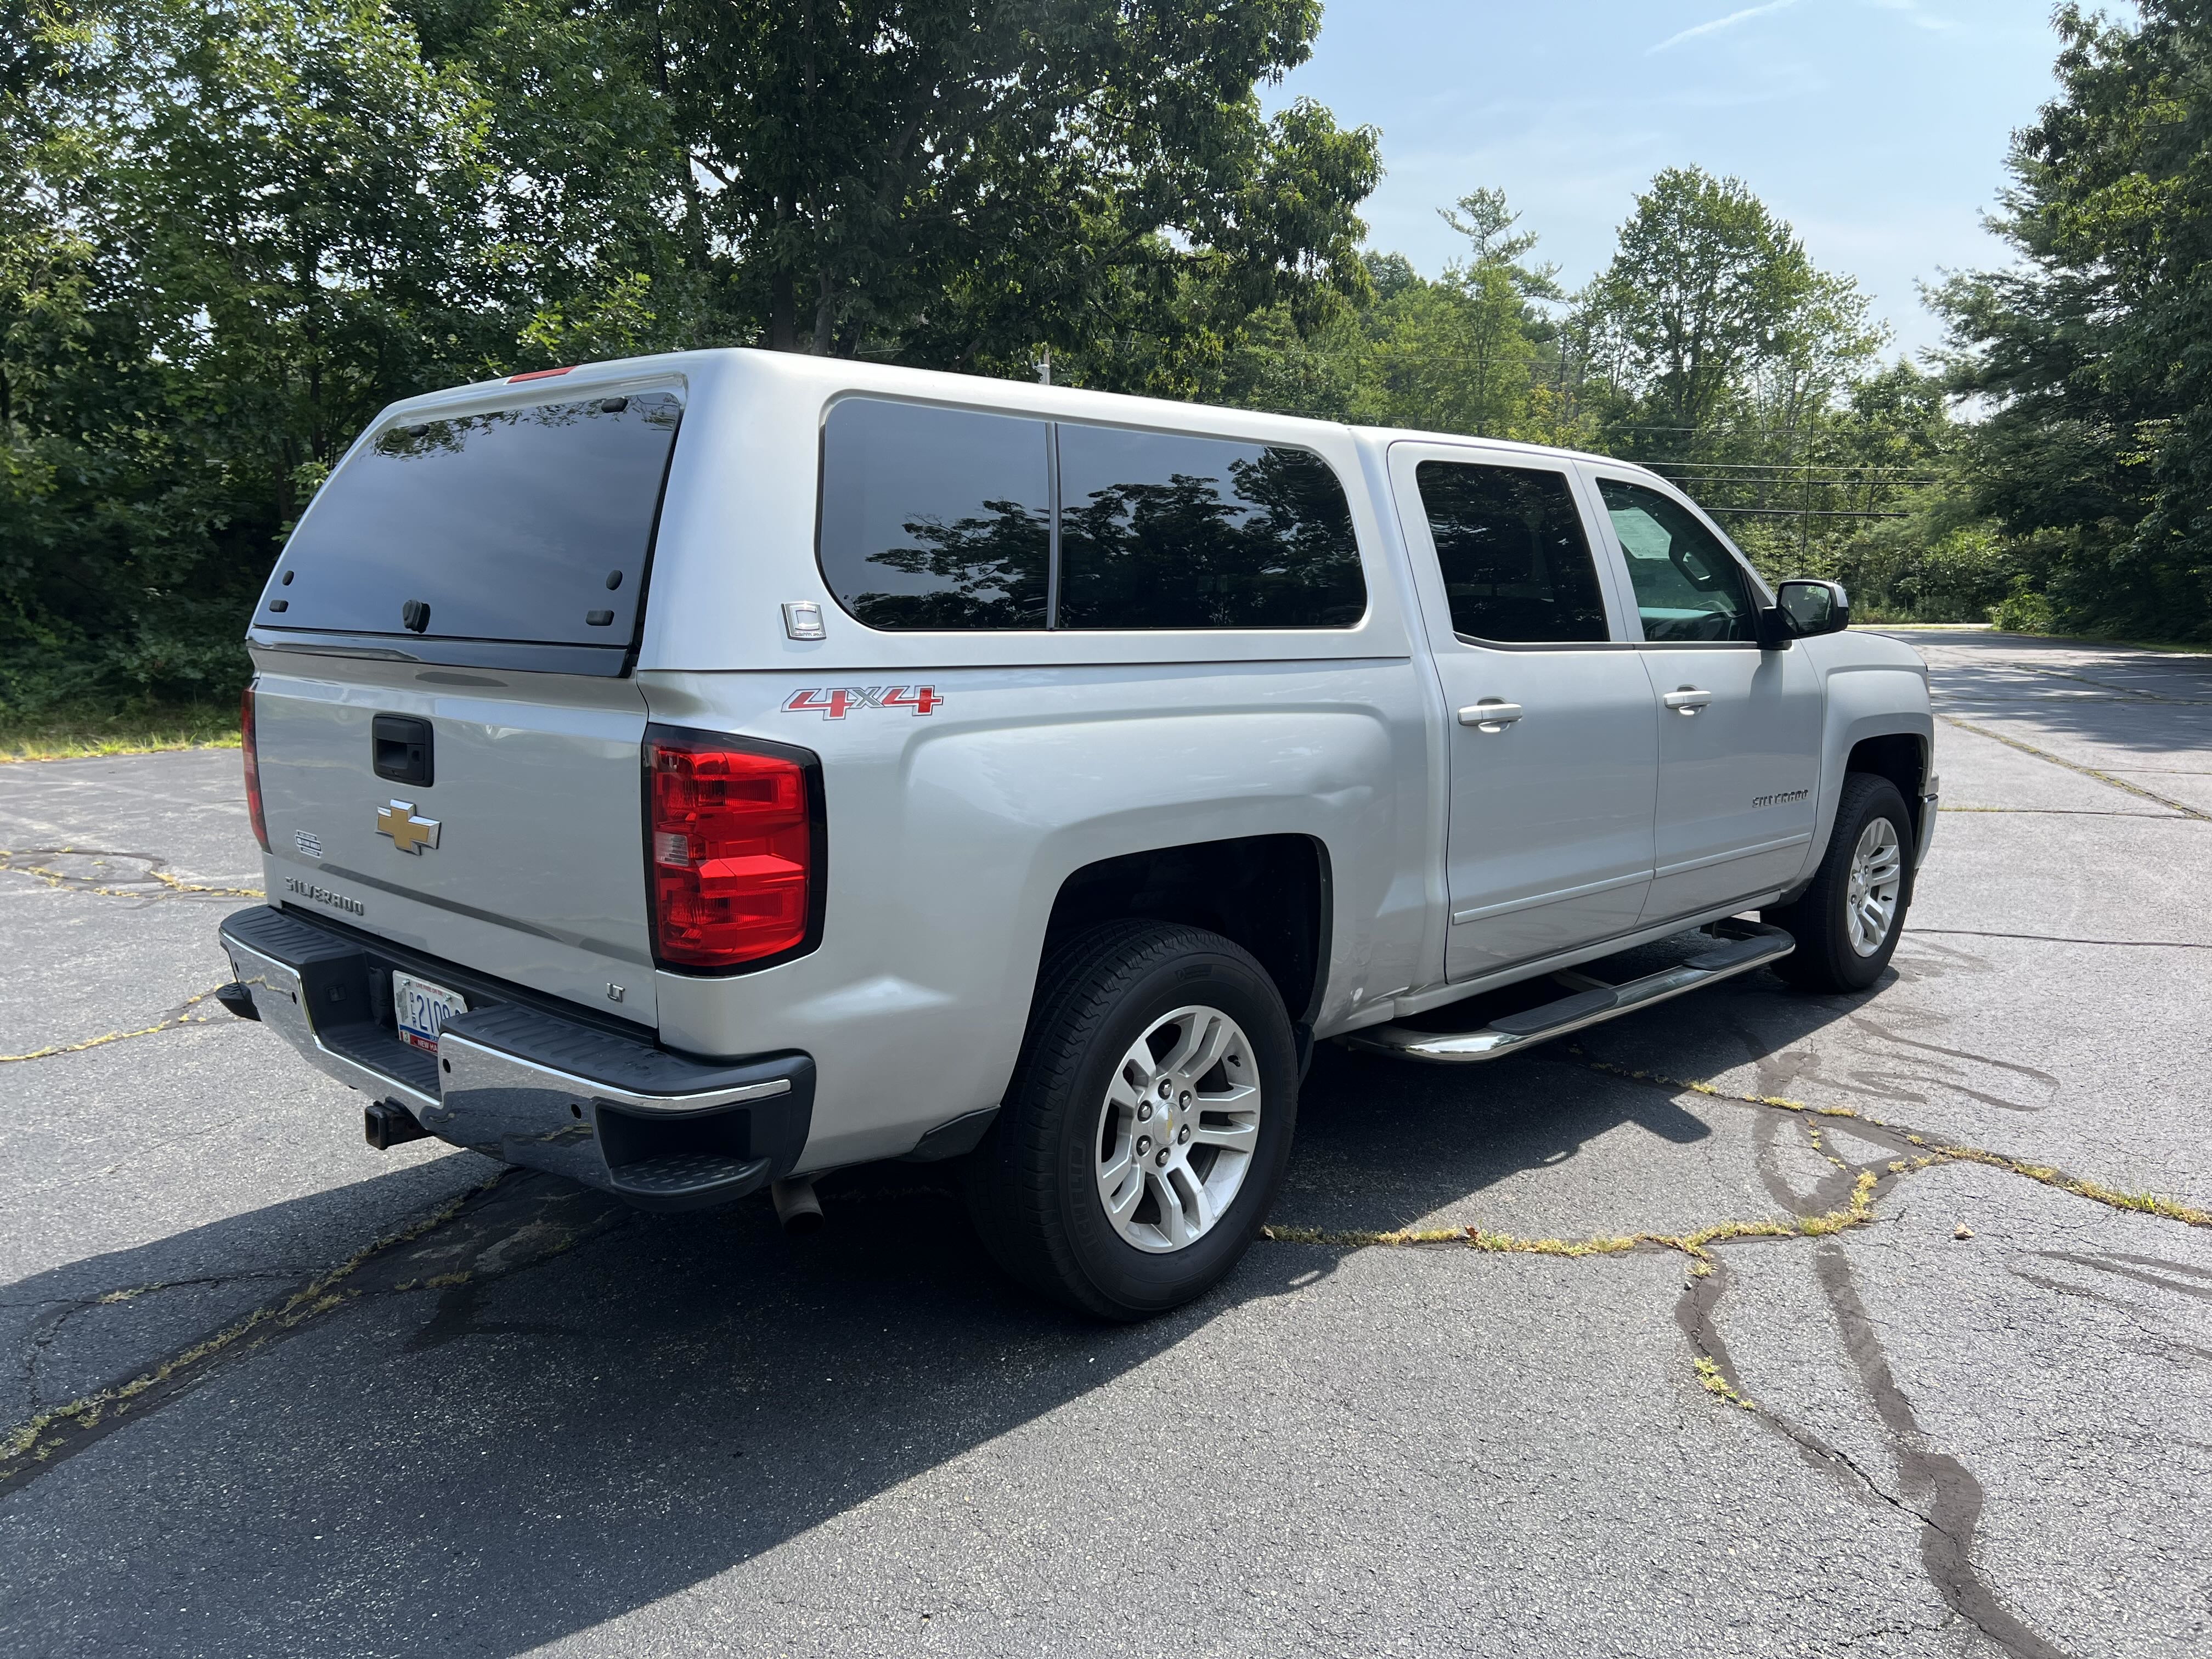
[1092,1004,1264,1254]
[1845,816,1904,957]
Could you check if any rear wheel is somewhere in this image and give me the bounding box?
[1767,773,1915,992]
[964,921,1298,1321]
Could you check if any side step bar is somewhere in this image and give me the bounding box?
[1343,922,1795,1065]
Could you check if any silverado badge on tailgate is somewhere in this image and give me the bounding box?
[375,799,442,854]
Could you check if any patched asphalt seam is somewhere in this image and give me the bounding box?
[0,1170,539,1494]
[1906,927,2211,950]
[1937,718,2211,821]
[1813,1243,2083,1659]
[1997,661,2212,704]
[0,988,233,1064]
[0,845,262,901]
[1260,1056,2197,1657]
[1567,1053,2211,1230]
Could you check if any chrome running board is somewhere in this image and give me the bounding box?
[1342,922,1796,1065]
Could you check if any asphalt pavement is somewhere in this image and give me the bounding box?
[2,629,2207,1658]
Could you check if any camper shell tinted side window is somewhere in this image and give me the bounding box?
[817,400,1051,630]
[817,397,1365,632]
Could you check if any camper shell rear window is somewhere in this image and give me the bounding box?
[262,390,682,651]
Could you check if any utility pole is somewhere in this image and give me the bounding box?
[1035,347,1052,386]
[1799,452,1813,560]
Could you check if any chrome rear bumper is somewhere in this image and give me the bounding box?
[219,905,812,1211]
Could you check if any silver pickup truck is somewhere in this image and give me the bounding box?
[217,349,1936,1319]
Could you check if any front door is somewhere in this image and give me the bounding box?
[1584,470,1825,922]
[1391,445,1658,983]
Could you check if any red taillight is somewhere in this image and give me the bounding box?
[646,734,817,969]
[241,681,269,853]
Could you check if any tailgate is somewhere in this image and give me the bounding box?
[251,663,657,1024]
[241,377,686,1025]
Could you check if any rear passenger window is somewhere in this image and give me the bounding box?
[819,399,1051,629]
[1056,428,1365,629]
[1415,461,1610,644]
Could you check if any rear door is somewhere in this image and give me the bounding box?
[245,383,685,1023]
[1390,444,1658,982]
[1582,468,1824,922]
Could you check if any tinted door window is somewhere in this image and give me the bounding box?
[1598,478,1759,643]
[269,392,681,646]
[819,399,1050,629]
[1415,461,1610,644]
[1056,427,1365,629]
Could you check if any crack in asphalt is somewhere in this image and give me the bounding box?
[1937,718,2212,821]
[15,1271,304,1415]
[1263,1057,2204,1659]
[1908,928,2212,949]
[0,1171,523,1493]
[1939,805,2176,816]
[0,988,232,1063]
[1811,1243,2084,1659]
[3,1051,2196,1651]
[0,845,263,901]
[1995,661,2212,705]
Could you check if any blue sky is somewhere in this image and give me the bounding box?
[1272,1,2085,358]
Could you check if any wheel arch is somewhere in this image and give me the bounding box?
[1039,834,1333,1050]
[1787,693,1932,906]
[1845,730,1929,840]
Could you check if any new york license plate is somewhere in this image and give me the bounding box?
[392,972,467,1053]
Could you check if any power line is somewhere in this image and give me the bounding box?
[1698,506,1910,520]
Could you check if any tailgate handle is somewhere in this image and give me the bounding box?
[372,714,435,787]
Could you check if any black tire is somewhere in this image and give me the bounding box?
[963,920,1299,1321]
[1765,773,1916,992]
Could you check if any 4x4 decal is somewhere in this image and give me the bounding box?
[783,685,944,719]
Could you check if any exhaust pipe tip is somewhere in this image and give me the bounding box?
[771,1177,823,1236]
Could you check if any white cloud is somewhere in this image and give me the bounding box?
[1648,0,1805,55]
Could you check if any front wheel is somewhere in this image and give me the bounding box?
[964,921,1299,1321]
[1766,773,1916,992]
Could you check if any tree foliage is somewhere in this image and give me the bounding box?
[0,0,1379,709]
[1575,166,1884,458]
[1930,0,2212,642]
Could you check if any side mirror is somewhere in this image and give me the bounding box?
[1776,578,1850,638]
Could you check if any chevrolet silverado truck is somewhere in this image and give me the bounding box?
[216,349,1937,1319]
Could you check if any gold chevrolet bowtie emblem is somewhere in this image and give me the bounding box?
[375,799,442,855]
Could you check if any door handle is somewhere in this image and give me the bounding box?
[1458,700,1523,730]
[1662,687,1712,715]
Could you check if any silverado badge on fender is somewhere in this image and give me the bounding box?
[375,799,442,854]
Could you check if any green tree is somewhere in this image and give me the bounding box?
[1930,0,2212,641]
[1,0,1384,710]
[638,0,1377,375]
[1576,166,1881,459]
[1232,188,1580,444]
[3,0,507,707]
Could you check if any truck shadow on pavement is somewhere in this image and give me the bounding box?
[3,970,1904,1656]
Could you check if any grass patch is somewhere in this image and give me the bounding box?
[0,702,241,764]
[1977,627,2212,654]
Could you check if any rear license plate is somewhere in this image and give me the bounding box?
[392,972,467,1053]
